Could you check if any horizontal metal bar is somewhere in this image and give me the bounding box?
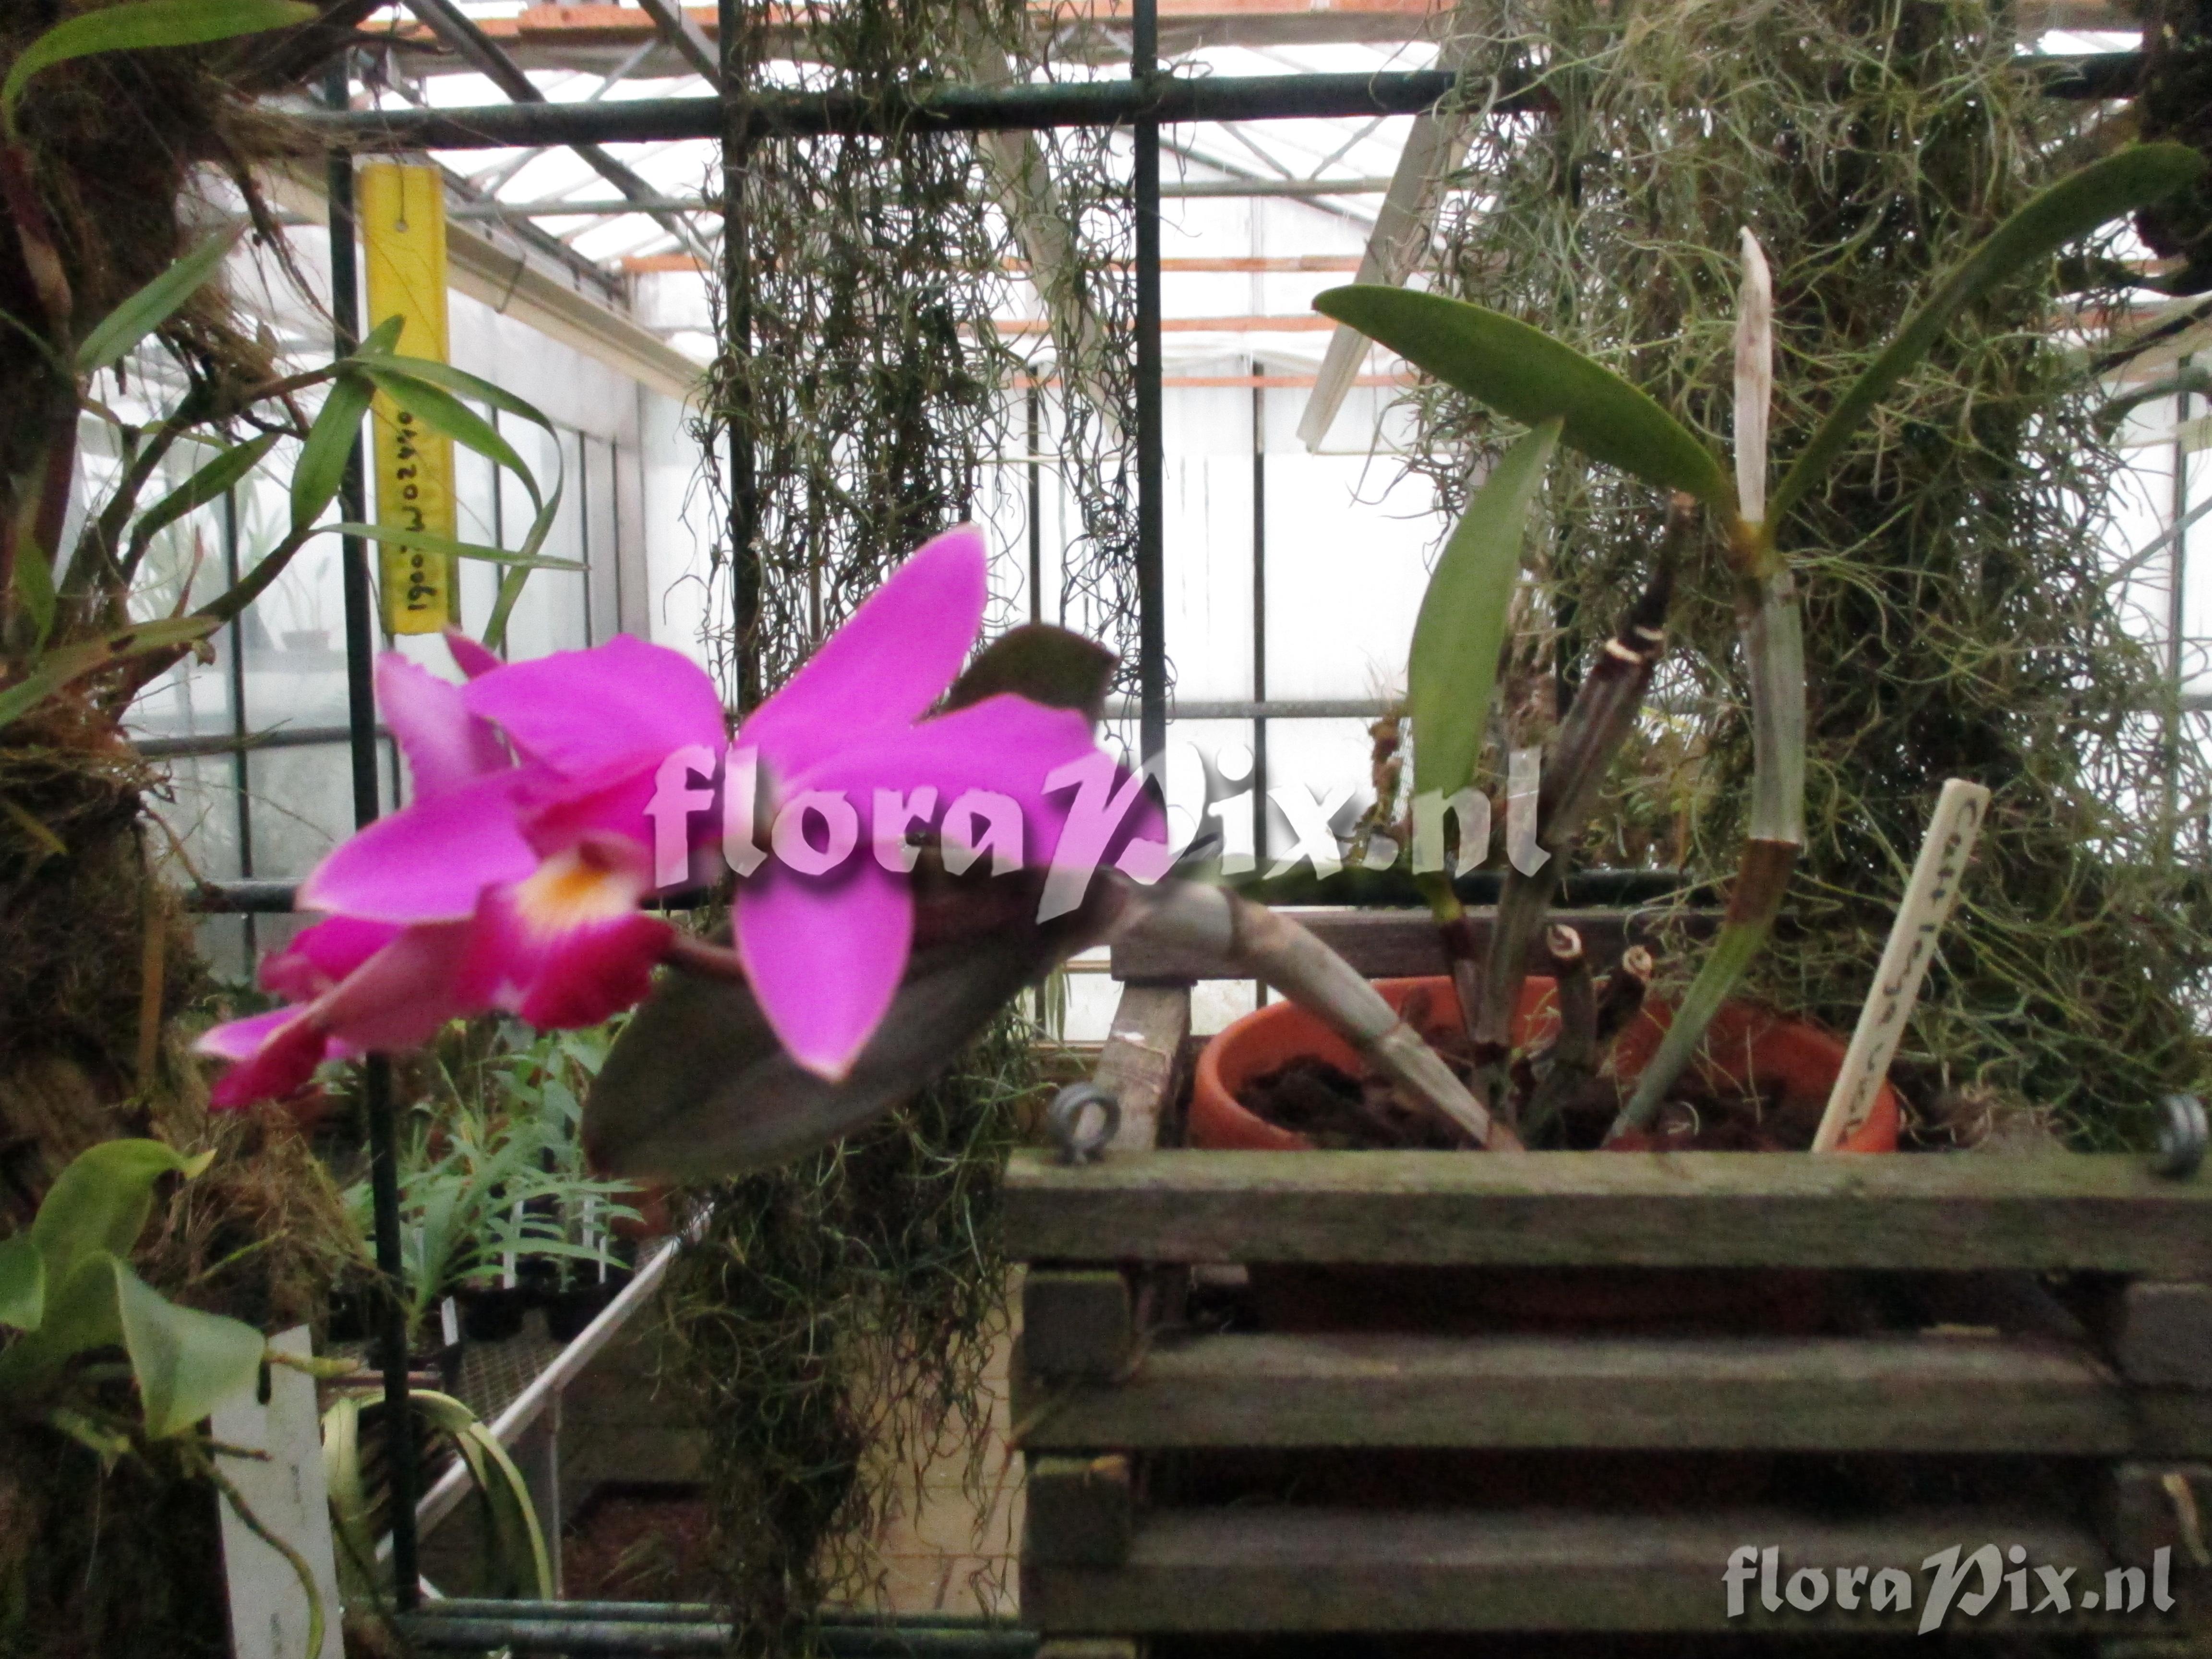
[186,878,308,914]
[429,1600,721,1623]
[183,878,722,914]
[310,69,1483,150]
[1237,867,1692,909]
[1169,173,1392,197]
[1123,696,1392,720]
[180,871,1687,917]
[184,879,722,914]
[403,1615,731,1653]
[138,723,380,759]
[399,1612,1038,1655]
[448,173,1397,219]
[301,53,2136,153]
[450,195,716,218]
[426,1601,1013,1629]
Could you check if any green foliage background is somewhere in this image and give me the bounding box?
[1410,0,2212,1139]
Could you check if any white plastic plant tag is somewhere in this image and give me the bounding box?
[213,1325,345,1659]
[1813,778,1989,1151]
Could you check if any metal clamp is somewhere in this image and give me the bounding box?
[2153,1094,2207,1181]
[1047,1082,1121,1165]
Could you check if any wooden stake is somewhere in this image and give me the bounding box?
[1811,778,1990,1153]
[135,872,167,1094]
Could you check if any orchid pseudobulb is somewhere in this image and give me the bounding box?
[198,524,1166,1108]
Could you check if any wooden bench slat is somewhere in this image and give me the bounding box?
[1022,1505,2116,1633]
[1013,1330,2212,1455]
[1002,1149,2212,1274]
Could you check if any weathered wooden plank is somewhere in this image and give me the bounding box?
[1093,984,1192,1153]
[1002,1150,2212,1274]
[1011,1330,2212,1455]
[2097,1461,2212,1570]
[1025,1454,1135,1567]
[1110,906,1707,982]
[1022,1272,1136,1378]
[2082,1282,2212,1387]
[1023,1506,2114,1634]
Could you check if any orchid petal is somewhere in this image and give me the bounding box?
[196,1006,301,1062]
[736,858,914,1082]
[458,835,670,1029]
[789,694,1110,866]
[377,652,508,797]
[204,1011,331,1111]
[445,629,502,680]
[738,525,987,783]
[508,752,667,862]
[477,904,671,1029]
[314,921,479,1051]
[298,772,536,922]
[260,915,401,1002]
[462,634,725,782]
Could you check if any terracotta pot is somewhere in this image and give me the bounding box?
[1192,974,1899,1341]
[1191,973,1899,1154]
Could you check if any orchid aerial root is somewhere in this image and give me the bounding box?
[1126,882,1521,1151]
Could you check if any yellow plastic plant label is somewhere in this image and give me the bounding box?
[359,159,458,633]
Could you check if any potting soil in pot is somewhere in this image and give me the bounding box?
[1234,996,1821,1152]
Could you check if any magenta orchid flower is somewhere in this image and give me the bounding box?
[198,523,1164,1107]
[196,631,695,1107]
[718,523,1164,1079]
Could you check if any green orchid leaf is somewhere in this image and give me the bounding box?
[345,352,558,437]
[481,467,566,654]
[1769,143,2208,523]
[335,356,569,654]
[2,0,314,136]
[1314,286,1732,509]
[74,227,244,376]
[133,432,281,548]
[13,539,56,653]
[326,523,583,571]
[46,1405,132,1464]
[0,613,218,730]
[319,1393,379,1599]
[112,1260,264,1438]
[0,1251,126,1404]
[352,359,568,651]
[28,1139,205,1290]
[277,318,401,538]
[290,372,374,535]
[354,316,407,358]
[463,1419,554,1598]
[409,1391,553,1599]
[351,362,539,504]
[1409,419,1562,800]
[0,1234,43,1331]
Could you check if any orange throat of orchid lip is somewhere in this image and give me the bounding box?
[514,836,647,939]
